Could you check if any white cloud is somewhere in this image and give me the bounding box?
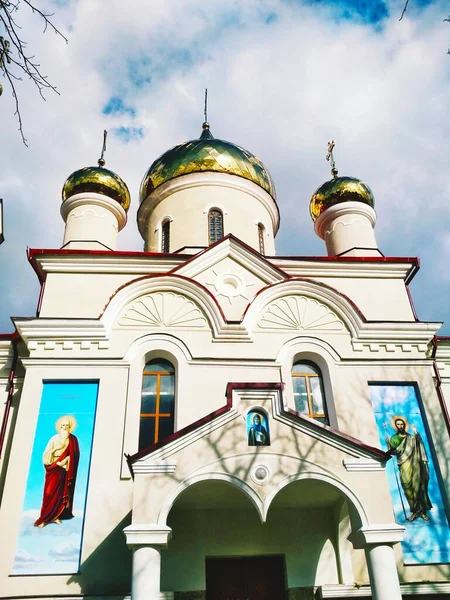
[14,549,43,564]
[0,0,449,331]
[48,541,80,561]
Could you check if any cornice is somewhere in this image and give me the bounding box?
[348,524,405,549]
[32,253,186,277]
[123,524,172,548]
[318,582,450,598]
[271,259,414,280]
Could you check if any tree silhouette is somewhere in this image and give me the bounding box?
[0,0,67,146]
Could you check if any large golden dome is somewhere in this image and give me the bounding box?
[62,166,131,211]
[310,176,374,222]
[140,124,276,203]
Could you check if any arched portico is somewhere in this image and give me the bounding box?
[124,468,404,600]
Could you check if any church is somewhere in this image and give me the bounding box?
[0,117,449,600]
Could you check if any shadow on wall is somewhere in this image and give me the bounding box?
[68,512,132,595]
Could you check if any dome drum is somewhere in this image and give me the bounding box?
[138,171,278,254]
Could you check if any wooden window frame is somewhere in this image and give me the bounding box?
[292,362,328,423]
[140,363,175,447]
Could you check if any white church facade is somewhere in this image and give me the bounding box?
[0,122,449,600]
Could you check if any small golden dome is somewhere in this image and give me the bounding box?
[310,176,374,222]
[62,166,131,211]
[140,127,276,203]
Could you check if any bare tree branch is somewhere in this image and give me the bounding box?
[399,0,410,21]
[0,0,67,145]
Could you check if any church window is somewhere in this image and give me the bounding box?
[258,223,265,254]
[139,359,175,450]
[209,209,223,244]
[292,361,328,424]
[161,219,170,253]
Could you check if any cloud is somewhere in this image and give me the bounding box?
[0,0,449,335]
[14,549,43,564]
[48,542,80,561]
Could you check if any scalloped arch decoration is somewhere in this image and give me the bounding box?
[119,292,208,329]
[258,295,344,331]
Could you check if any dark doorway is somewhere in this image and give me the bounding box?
[206,555,286,600]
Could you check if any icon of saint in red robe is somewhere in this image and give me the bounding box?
[34,415,80,528]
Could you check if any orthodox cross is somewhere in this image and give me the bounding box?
[204,88,208,124]
[98,130,107,167]
[326,140,338,178]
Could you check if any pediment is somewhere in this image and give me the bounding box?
[130,384,386,474]
[171,235,287,321]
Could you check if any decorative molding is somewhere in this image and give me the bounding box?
[60,192,127,231]
[203,202,228,215]
[325,216,373,237]
[348,524,405,549]
[119,292,208,329]
[32,253,185,276]
[314,202,376,241]
[272,259,415,280]
[250,464,271,486]
[132,408,239,466]
[319,582,450,598]
[132,463,177,474]
[123,524,172,548]
[204,267,255,305]
[173,235,286,285]
[343,458,386,472]
[258,295,344,331]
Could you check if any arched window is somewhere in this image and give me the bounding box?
[208,209,223,245]
[258,223,265,254]
[161,219,171,253]
[292,361,328,425]
[139,359,175,450]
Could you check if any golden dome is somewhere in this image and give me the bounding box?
[62,166,131,211]
[140,125,276,203]
[310,176,374,222]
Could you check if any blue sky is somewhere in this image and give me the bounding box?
[0,0,449,333]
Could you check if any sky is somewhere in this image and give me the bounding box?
[0,0,449,333]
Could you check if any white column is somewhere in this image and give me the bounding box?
[365,544,402,600]
[124,524,172,600]
[314,201,381,257]
[132,545,162,600]
[349,524,404,600]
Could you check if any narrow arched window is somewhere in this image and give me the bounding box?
[208,209,223,245]
[292,361,328,425]
[258,223,265,254]
[161,219,171,253]
[139,359,175,450]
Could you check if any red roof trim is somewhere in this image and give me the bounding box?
[129,381,388,467]
[27,247,193,284]
[270,255,420,265]
[0,332,18,341]
[128,399,233,463]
